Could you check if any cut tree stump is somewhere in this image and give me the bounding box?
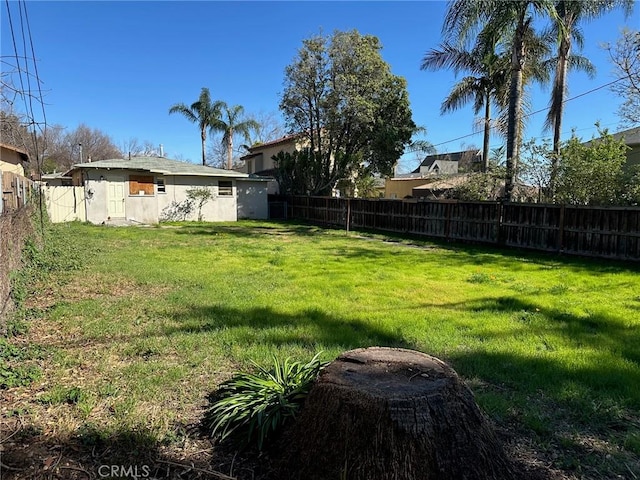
[275,347,516,480]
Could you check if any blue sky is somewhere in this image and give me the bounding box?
[2,1,638,171]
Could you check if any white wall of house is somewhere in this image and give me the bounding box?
[236,179,268,219]
[80,169,245,224]
[159,175,237,222]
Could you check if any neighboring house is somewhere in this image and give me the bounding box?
[412,149,482,175]
[239,134,304,195]
[0,142,29,176]
[239,134,304,176]
[1,143,33,213]
[581,126,640,172]
[610,126,640,171]
[385,173,435,199]
[412,174,475,199]
[47,156,269,224]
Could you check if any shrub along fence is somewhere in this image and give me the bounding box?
[269,195,640,261]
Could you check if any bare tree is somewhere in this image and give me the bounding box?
[605,28,640,128]
[120,138,161,157]
[247,110,287,145]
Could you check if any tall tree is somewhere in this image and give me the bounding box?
[169,87,222,165]
[280,30,417,195]
[444,0,559,200]
[545,0,633,197]
[213,103,259,170]
[605,28,640,127]
[421,31,510,172]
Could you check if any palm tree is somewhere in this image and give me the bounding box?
[421,31,509,172]
[169,87,222,165]
[213,103,260,170]
[545,0,633,197]
[443,0,559,200]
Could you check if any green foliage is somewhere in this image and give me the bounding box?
[203,353,327,451]
[272,149,324,196]
[186,187,213,221]
[38,385,88,405]
[0,338,43,388]
[555,127,634,205]
[451,167,506,201]
[519,138,553,202]
[169,87,224,165]
[2,222,81,388]
[280,29,417,195]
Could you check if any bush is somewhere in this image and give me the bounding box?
[203,353,326,451]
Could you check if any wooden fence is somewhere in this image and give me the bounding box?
[1,170,37,214]
[270,195,640,261]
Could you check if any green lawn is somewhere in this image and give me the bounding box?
[3,220,639,478]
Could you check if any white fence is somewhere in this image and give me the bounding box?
[45,185,86,223]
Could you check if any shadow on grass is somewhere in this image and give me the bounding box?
[441,295,640,379]
[171,220,640,275]
[173,221,326,239]
[0,421,259,480]
[163,304,411,352]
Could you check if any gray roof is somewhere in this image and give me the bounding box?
[612,127,640,145]
[412,149,482,173]
[70,156,250,178]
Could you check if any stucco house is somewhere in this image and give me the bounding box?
[0,142,29,176]
[610,126,640,171]
[51,156,269,224]
[1,143,33,213]
[238,134,305,194]
[239,134,303,176]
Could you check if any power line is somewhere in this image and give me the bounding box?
[430,76,627,149]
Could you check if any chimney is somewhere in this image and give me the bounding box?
[159,144,164,157]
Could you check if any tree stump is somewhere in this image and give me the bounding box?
[275,347,516,480]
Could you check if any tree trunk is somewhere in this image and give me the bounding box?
[483,96,491,173]
[201,128,207,166]
[275,347,516,480]
[226,128,234,170]
[505,22,525,202]
[550,37,570,200]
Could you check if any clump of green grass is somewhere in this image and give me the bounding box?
[203,353,326,451]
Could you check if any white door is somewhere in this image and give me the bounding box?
[107,177,125,217]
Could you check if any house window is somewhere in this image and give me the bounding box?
[157,177,166,193]
[218,180,233,196]
[129,175,154,195]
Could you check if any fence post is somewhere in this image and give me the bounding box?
[497,201,504,245]
[346,198,351,233]
[445,202,452,241]
[557,204,565,252]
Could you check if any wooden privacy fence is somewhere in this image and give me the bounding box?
[270,195,640,261]
[1,170,37,214]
